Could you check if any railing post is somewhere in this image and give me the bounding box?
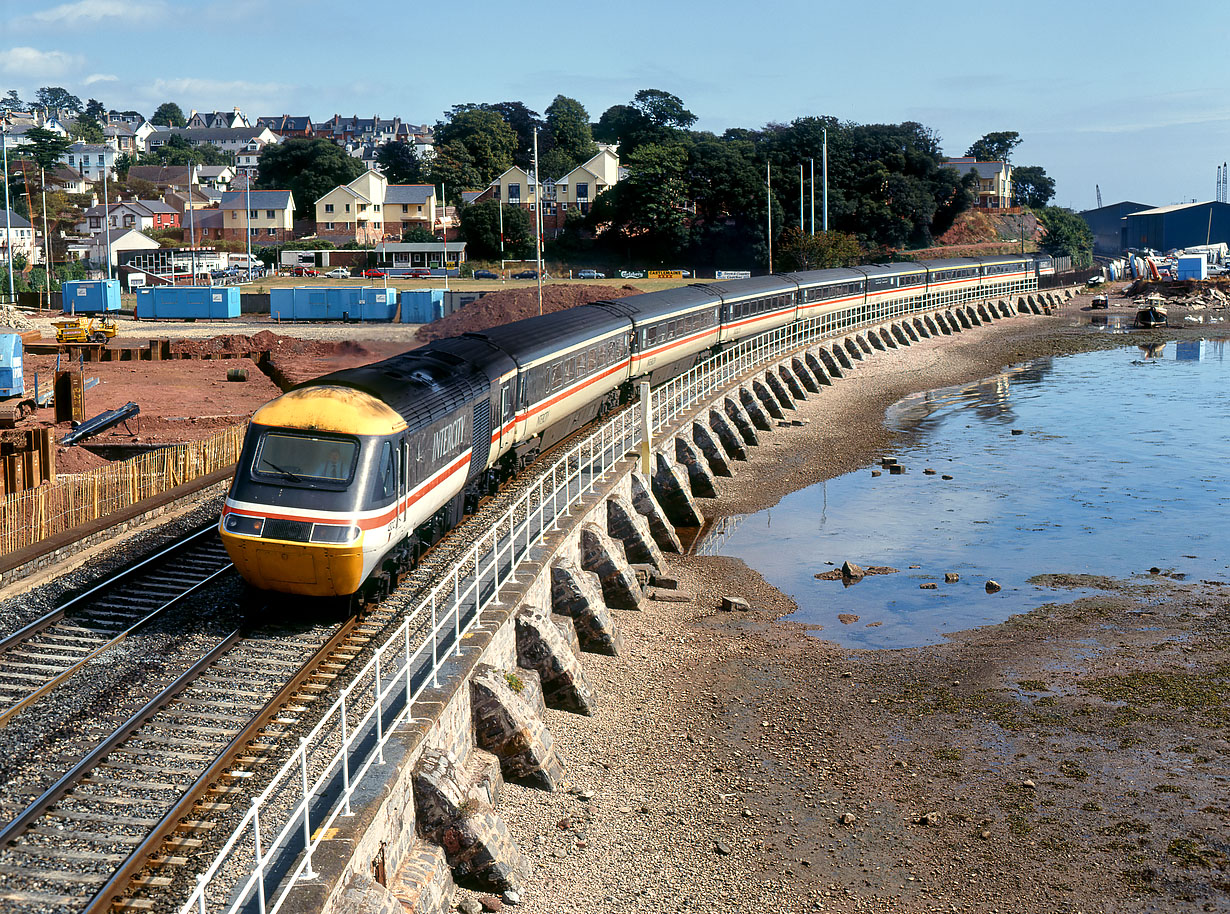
[431,598,440,687]
[374,651,385,764]
[196,873,209,914]
[252,797,267,914]
[340,688,353,816]
[639,381,652,476]
[299,736,319,879]
[404,620,413,698]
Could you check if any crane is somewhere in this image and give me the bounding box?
[1096,184,1102,208]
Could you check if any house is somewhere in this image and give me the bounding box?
[941,156,1014,209]
[255,115,314,138]
[62,143,117,181]
[77,200,181,236]
[373,241,466,271]
[553,145,620,218]
[235,139,264,173]
[106,110,146,128]
[0,210,36,262]
[187,108,250,129]
[315,170,391,244]
[384,185,437,236]
[103,119,156,156]
[87,228,160,268]
[144,126,278,156]
[127,165,197,194]
[475,146,624,238]
[196,165,236,191]
[2,115,70,149]
[314,115,434,163]
[164,185,215,213]
[220,189,295,242]
[192,208,226,241]
[48,165,90,194]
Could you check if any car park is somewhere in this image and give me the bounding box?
[362,269,388,278]
[576,269,606,279]
[325,267,350,278]
[472,269,498,279]
[512,269,538,279]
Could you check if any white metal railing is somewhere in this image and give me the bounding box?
[180,277,1040,914]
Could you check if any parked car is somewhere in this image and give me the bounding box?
[362,269,388,278]
[325,267,350,278]
[576,269,606,279]
[512,269,538,279]
[406,267,433,278]
[293,265,320,277]
[472,269,498,280]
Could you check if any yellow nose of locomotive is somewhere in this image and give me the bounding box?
[221,525,366,597]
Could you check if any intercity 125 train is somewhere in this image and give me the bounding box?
[219,254,1053,600]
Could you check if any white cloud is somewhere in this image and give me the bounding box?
[0,47,81,79]
[83,73,119,86]
[15,0,166,28]
[141,77,297,114]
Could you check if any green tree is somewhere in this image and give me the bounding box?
[114,152,135,177]
[375,141,424,184]
[458,199,532,258]
[1036,206,1093,267]
[965,131,1021,162]
[1,90,24,112]
[402,227,437,243]
[255,137,364,212]
[594,104,651,152]
[632,89,697,131]
[592,143,690,259]
[1012,165,1055,208]
[434,108,516,186]
[536,147,576,183]
[21,126,72,171]
[486,101,545,170]
[83,98,105,122]
[774,228,864,270]
[34,87,81,114]
[424,141,482,203]
[150,101,187,127]
[545,95,596,169]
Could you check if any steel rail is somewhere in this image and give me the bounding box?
[0,558,236,730]
[0,626,245,848]
[81,614,363,914]
[0,521,221,656]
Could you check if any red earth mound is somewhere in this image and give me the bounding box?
[415,283,638,342]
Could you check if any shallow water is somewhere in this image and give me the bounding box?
[700,340,1230,649]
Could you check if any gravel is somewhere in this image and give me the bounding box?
[457,294,1230,914]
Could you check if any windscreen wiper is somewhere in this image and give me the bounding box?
[259,459,303,482]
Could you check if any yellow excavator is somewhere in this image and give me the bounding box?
[53,316,118,344]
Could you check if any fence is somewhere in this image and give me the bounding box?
[0,426,243,556]
[179,274,1042,914]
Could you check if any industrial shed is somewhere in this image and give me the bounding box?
[1078,201,1155,255]
[1122,201,1230,252]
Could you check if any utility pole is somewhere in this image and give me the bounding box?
[245,167,252,282]
[799,162,803,232]
[101,151,111,280]
[809,158,815,235]
[533,128,543,315]
[40,166,50,310]
[766,161,772,274]
[188,165,197,285]
[1,122,12,303]
[822,128,828,233]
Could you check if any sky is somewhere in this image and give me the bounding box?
[3,0,1228,212]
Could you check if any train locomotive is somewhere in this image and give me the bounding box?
[220,253,1052,600]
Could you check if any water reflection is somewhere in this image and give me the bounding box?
[702,342,1230,649]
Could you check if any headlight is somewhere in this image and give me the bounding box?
[223,513,264,537]
[310,523,361,544]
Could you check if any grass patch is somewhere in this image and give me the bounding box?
[932,747,962,761]
[1059,760,1089,781]
[1088,667,1230,726]
[1167,837,1227,869]
[504,672,525,693]
[1017,679,1049,692]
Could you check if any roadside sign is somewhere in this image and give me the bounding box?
[648,270,683,279]
[716,270,752,280]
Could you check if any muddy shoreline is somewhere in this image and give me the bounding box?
[474,295,1230,914]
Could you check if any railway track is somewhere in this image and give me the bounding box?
[0,524,234,730]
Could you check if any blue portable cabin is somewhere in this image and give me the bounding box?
[135,285,240,319]
[399,288,446,324]
[270,287,398,321]
[62,279,121,314]
[0,334,23,397]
